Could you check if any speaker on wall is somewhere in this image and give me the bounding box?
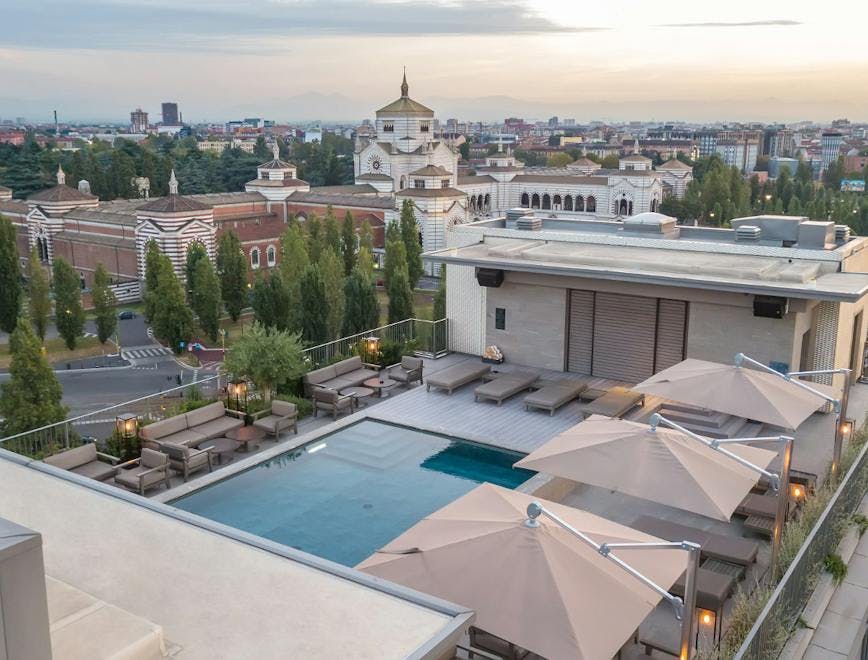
[476,268,504,288]
[753,296,789,319]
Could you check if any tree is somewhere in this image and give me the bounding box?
[324,206,341,255]
[600,154,620,169]
[341,211,357,275]
[299,264,328,343]
[92,263,117,344]
[319,247,345,340]
[253,135,271,161]
[191,257,222,342]
[0,321,67,438]
[459,142,470,161]
[279,223,309,332]
[224,322,305,402]
[251,272,290,331]
[356,219,376,282]
[216,231,247,322]
[184,241,208,294]
[433,264,446,320]
[342,268,380,335]
[151,255,194,353]
[27,247,51,341]
[548,152,573,167]
[0,215,21,333]
[52,257,85,350]
[384,221,407,287]
[387,268,414,323]
[306,214,323,263]
[143,239,162,322]
[399,200,424,289]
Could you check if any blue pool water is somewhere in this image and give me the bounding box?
[171,420,534,566]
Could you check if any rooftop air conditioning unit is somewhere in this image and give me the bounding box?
[735,225,761,242]
[835,225,851,244]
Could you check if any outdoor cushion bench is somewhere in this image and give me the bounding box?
[735,492,778,519]
[425,362,491,394]
[140,401,244,449]
[303,356,380,395]
[524,380,587,415]
[474,371,539,406]
[581,386,645,419]
[632,515,759,567]
[670,566,735,612]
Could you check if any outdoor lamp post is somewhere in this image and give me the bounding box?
[736,353,851,479]
[526,502,701,660]
[364,336,380,365]
[115,413,138,440]
[228,378,248,413]
[650,413,793,580]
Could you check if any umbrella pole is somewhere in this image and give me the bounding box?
[770,437,793,581]
[679,543,700,660]
[831,375,851,479]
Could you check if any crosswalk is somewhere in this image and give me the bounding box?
[122,346,173,360]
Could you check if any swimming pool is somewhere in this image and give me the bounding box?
[171,419,534,566]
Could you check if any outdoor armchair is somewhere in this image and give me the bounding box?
[160,441,213,482]
[114,448,171,496]
[312,387,354,419]
[252,400,298,438]
[389,356,424,387]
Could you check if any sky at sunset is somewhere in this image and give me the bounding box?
[1,0,866,123]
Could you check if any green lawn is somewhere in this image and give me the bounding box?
[190,312,255,349]
[376,289,434,323]
[0,335,113,370]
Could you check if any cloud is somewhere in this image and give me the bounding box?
[660,20,802,28]
[0,0,607,52]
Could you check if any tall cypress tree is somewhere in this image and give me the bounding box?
[185,241,208,295]
[215,231,247,322]
[319,247,345,340]
[191,257,222,342]
[341,211,357,275]
[433,264,446,320]
[299,264,328,344]
[0,321,67,439]
[306,214,323,264]
[27,247,51,341]
[324,206,341,255]
[52,257,85,350]
[0,215,21,333]
[279,223,309,333]
[92,262,118,344]
[143,239,162,323]
[342,268,380,335]
[152,255,194,353]
[387,269,414,323]
[400,200,424,289]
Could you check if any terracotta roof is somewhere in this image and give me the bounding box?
[512,174,609,185]
[409,165,452,177]
[375,97,434,116]
[658,158,692,170]
[245,178,309,188]
[457,175,497,185]
[138,194,212,214]
[53,230,136,248]
[356,173,393,181]
[28,184,97,203]
[569,158,600,168]
[396,187,465,198]
[288,191,393,209]
[0,200,28,215]
[314,184,379,196]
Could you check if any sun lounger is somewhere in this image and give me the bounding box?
[524,380,587,415]
[735,493,778,519]
[425,361,491,394]
[632,515,759,567]
[670,567,735,612]
[581,386,645,419]
[474,371,539,406]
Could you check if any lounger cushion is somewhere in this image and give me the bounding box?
[525,381,587,410]
[738,493,778,518]
[671,568,735,611]
[632,515,759,566]
[475,372,538,401]
[582,386,644,418]
[184,402,225,428]
[427,362,491,390]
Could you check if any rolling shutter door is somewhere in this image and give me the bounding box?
[655,300,688,373]
[592,293,657,382]
[567,290,594,374]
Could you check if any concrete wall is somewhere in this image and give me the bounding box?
[485,278,567,370]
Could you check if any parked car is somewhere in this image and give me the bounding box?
[118,310,136,320]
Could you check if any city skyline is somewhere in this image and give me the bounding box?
[1,0,866,123]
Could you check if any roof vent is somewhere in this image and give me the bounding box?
[835,225,851,244]
[516,215,543,231]
[505,208,527,223]
[78,180,91,195]
[735,225,761,242]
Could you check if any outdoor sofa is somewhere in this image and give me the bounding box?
[252,399,298,438]
[140,401,243,449]
[43,443,120,482]
[581,386,645,419]
[388,356,424,387]
[303,356,380,395]
[524,380,588,415]
[160,441,213,482]
[114,448,171,496]
[474,371,539,406]
[425,362,491,394]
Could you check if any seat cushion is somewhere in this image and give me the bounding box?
[162,429,208,448]
[401,356,423,371]
[343,368,377,385]
[192,416,243,440]
[141,414,188,441]
[325,377,357,391]
[44,443,97,470]
[115,468,144,489]
[184,402,225,428]
[305,365,337,386]
[253,415,286,433]
[71,460,116,482]
[271,400,297,417]
[334,356,363,376]
[141,447,168,469]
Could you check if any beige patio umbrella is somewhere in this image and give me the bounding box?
[357,483,689,660]
[515,415,778,521]
[632,357,830,430]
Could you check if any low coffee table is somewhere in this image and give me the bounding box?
[363,377,397,398]
[199,437,236,465]
[340,386,375,408]
[227,426,266,453]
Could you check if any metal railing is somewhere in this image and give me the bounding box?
[0,374,222,459]
[301,318,448,367]
[735,438,868,658]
